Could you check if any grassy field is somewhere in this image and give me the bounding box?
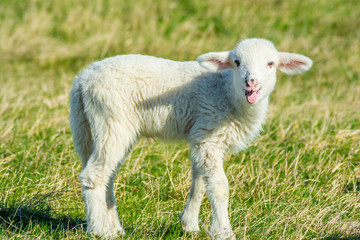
[0,0,359,239]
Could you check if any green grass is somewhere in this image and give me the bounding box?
[0,0,359,239]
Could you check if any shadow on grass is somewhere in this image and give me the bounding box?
[322,235,360,240]
[0,191,86,236]
[322,222,360,240]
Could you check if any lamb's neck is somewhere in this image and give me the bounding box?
[180,61,209,76]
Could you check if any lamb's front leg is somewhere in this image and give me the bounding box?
[192,143,235,240]
[205,168,235,239]
[180,163,206,232]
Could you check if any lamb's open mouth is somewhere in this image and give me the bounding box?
[245,88,261,104]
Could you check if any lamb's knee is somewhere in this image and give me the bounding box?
[205,172,229,197]
[80,164,104,189]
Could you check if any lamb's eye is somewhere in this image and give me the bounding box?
[234,60,240,67]
[267,61,275,68]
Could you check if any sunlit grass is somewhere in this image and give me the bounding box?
[0,0,359,239]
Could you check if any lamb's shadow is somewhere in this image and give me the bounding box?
[0,192,85,234]
[321,223,360,240]
[322,234,360,240]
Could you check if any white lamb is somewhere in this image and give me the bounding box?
[69,38,312,239]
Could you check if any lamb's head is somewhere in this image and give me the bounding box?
[197,38,313,104]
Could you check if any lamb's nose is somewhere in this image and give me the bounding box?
[246,78,258,87]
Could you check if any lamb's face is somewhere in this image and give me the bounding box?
[230,39,279,104]
[197,38,313,105]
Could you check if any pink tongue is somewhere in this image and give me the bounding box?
[246,91,259,104]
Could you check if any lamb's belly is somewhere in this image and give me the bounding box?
[139,106,185,140]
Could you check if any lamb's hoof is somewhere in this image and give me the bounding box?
[179,213,200,232]
[181,222,200,232]
[208,229,236,240]
[89,229,125,239]
[88,224,125,239]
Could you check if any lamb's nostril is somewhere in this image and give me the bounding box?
[246,78,258,87]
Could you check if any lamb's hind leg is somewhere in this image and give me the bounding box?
[80,122,135,238]
[180,163,206,232]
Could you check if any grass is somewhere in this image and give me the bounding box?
[0,0,359,239]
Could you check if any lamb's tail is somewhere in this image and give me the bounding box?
[69,77,93,166]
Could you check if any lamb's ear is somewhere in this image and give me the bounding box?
[197,51,232,71]
[278,52,313,75]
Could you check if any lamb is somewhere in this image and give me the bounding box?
[69,38,312,239]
